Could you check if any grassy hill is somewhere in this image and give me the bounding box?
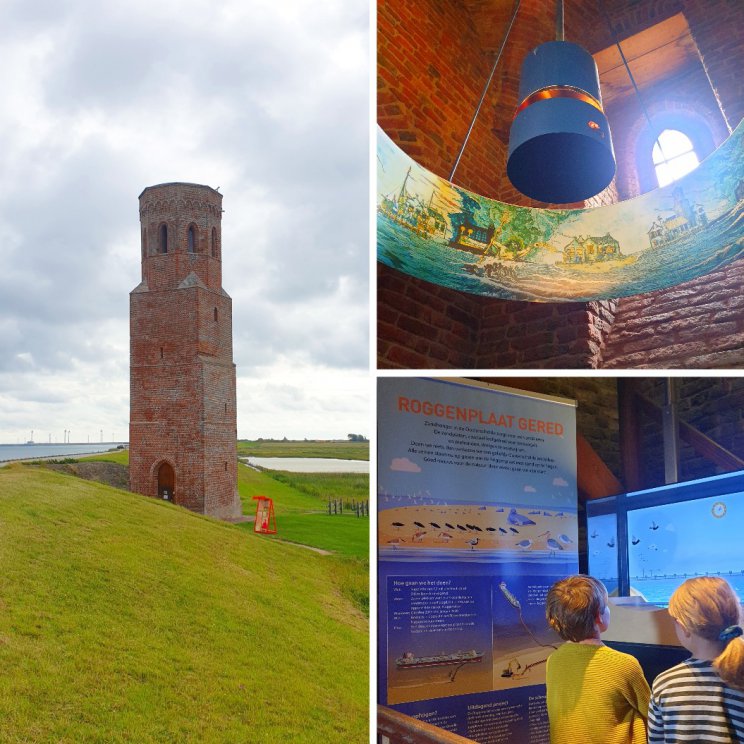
[0,464,368,743]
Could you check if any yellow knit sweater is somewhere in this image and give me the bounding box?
[546,643,650,744]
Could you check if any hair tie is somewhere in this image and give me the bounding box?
[719,625,743,642]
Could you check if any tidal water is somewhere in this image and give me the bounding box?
[242,456,369,473]
[0,443,127,463]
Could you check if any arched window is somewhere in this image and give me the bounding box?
[213,307,218,322]
[652,129,700,188]
[211,227,218,258]
[188,225,196,253]
[159,224,168,254]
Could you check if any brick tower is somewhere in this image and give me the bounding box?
[129,182,241,520]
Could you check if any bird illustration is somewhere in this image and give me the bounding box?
[457,524,467,531]
[472,525,483,532]
[387,538,406,548]
[650,521,659,530]
[414,521,425,528]
[509,527,519,534]
[466,537,480,550]
[430,522,441,529]
[632,536,640,545]
[528,510,541,515]
[508,508,536,526]
[438,532,453,541]
[591,530,598,539]
[486,527,497,532]
[495,507,504,513]
[537,530,563,554]
[607,538,615,548]
[543,511,552,516]
[445,523,455,530]
[547,536,563,551]
[412,531,427,542]
[392,521,404,528]
[516,539,532,549]
[558,534,573,544]
[499,527,508,534]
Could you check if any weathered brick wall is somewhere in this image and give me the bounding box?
[635,378,744,487]
[601,257,744,369]
[130,183,240,520]
[377,264,617,369]
[378,0,744,369]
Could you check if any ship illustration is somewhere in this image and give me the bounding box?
[396,649,484,669]
[647,186,708,249]
[378,167,447,238]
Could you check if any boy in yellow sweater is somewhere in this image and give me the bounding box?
[545,575,650,744]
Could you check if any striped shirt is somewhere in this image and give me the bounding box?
[649,657,744,743]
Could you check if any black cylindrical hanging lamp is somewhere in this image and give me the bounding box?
[507,3,615,203]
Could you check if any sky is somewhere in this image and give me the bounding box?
[0,0,370,443]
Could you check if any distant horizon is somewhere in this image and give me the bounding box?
[0,436,368,446]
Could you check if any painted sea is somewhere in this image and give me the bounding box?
[0,443,126,463]
[378,203,744,302]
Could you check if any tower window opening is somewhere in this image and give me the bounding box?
[214,307,218,322]
[159,224,168,253]
[653,129,700,187]
[188,225,196,253]
[211,227,218,258]
[160,346,164,359]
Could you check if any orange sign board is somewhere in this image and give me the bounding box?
[252,495,277,534]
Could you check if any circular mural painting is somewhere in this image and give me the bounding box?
[377,121,744,302]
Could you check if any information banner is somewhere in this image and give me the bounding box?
[378,378,578,744]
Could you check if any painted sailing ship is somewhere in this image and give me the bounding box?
[395,649,484,669]
[378,167,447,238]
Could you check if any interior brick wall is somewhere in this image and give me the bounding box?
[377,0,744,369]
[130,183,240,520]
[635,378,744,487]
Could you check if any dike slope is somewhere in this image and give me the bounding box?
[0,464,367,743]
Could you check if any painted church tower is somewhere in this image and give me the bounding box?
[129,182,241,520]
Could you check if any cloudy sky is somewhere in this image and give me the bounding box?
[0,0,370,443]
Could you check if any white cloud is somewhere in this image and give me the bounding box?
[0,0,369,443]
[390,458,421,474]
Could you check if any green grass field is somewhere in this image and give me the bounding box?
[0,464,368,743]
[237,439,368,460]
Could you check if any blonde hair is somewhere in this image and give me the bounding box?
[546,575,608,642]
[669,576,744,690]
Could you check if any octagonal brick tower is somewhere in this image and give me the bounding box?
[129,182,241,520]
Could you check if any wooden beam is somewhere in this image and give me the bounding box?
[577,434,624,500]
[636,394,744,471]
[618,379,644,492]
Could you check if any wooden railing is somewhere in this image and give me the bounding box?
[377,705,476,744]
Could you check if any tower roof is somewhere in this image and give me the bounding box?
[138,182,221,199]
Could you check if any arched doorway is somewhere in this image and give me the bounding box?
[157,462,175,501]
